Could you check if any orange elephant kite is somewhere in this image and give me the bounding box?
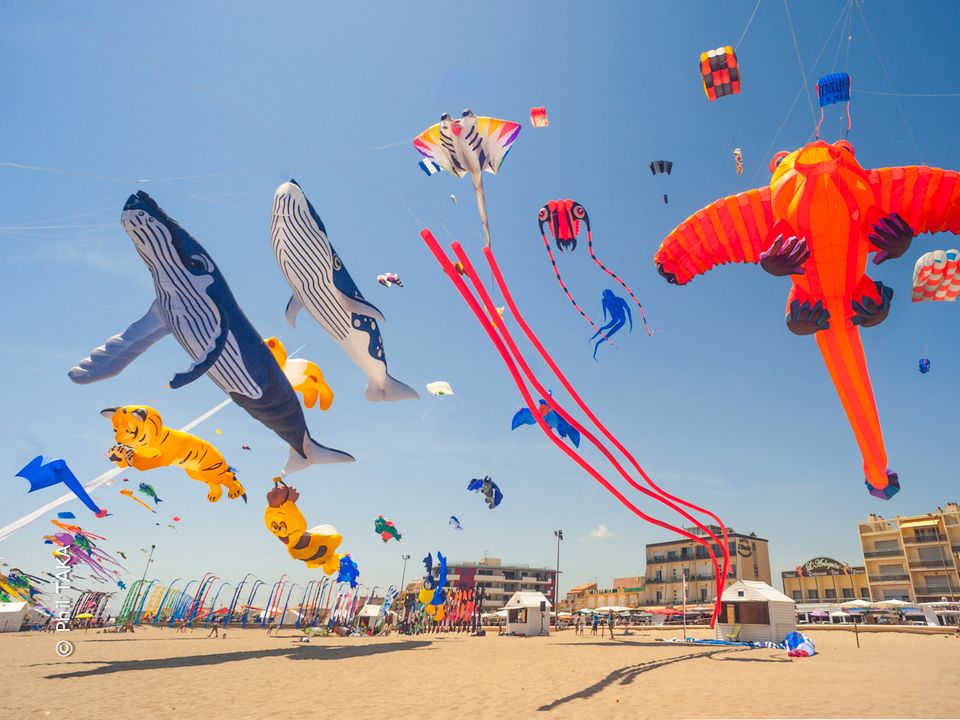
[655,140,960,499]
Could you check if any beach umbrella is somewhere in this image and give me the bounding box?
[652,608,681,616]
[874,599,910,608]
[841,599,874,609]
[75,612,94,619]
[809,610,829,617]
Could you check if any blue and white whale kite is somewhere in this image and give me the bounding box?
[68,191,354,475]
[270,180,419,402]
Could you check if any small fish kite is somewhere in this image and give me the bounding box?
[530,107,549,128]
[467,475,503,509]
[16,457,108,518]
[377,273,403,288]
[512,398,581,447]
[138,482,162,505]
[117,581,126,590]
[414,109,521,248]
[374,515,402,543]
[242,445,252,451]
[57,512,76,520]
[117,551,127,560]
[919,358,931,374]
[336,555,360,588]
[120,489,156,513]
[449,515,463,530]
[172,516,181,522]
[592,290,632,360]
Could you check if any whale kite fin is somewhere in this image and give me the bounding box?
[68,300,170,384]
[282,431,356,475]
[364,374,420,402]
[169,315,230,389]
[285,294,304,328]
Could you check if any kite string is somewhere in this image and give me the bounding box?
[735,0,764,51]
[783,0,819,126]
[855,3,923,161]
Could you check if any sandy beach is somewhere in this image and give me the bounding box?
[3,626,957,719]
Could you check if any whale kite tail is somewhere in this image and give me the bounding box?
[283,431,356,475]
[364,374,420,402]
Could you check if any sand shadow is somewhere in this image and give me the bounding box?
[537,647,742,712]
[709,654,791,664]
[43,641,432,679]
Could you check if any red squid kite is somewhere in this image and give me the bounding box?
[654,140,960,499]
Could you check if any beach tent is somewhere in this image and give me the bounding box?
[0,602,30,632]
[503,591,551,636]
[716,580,796,643]
[840,599,874,609]
[829,610,851,623]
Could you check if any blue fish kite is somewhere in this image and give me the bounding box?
[57,511,76,520]
[336,555,360,588]
[138,483,163,505]
[16,457,107,517]
[449,515,463,530]
[511,399,581,447]
[117,581,126,590]
[467,475,503,509]
[68,191,354,475]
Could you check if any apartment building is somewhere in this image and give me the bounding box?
[781,557,871,602]
[446,557,557,612]
[857,502,960,603]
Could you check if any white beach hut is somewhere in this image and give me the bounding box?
[716,580,796,643]
[503,591,551,636]
[0,602,30,632]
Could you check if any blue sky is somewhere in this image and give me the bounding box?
[3,1,960,609]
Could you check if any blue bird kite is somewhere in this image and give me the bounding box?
[449,515,463,531]
[511,399,581,447]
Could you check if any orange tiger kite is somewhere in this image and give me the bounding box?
[655,140,960,499]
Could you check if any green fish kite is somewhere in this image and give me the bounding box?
[138,482,163,505]
[374,515,401,543]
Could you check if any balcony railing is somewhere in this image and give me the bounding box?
[915,585,960,596]
[908,558,956,569]
[903,535,946,545]
[868,574,910,582]
[863,549,904,558]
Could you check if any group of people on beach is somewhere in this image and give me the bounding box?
[573,613,617,639]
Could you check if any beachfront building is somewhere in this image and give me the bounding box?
[563,577,644,612]
[781,557,871,603]
[857,502,960,603]
[446,557,557,613]
[643,526,771,607]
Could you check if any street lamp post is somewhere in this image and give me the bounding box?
[553,530,563,629]
[400,554,411,593]
[130,544,156,624]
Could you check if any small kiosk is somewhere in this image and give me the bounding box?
[503,591,551,636]
[716,580,796,643]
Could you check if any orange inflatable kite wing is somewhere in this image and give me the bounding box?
[868,167,960,236]
[654,187,775,285]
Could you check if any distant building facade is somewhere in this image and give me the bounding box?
[857,502,960,603]
[643,526,771,607]
[781,557,870,602]
[446,557,557,612]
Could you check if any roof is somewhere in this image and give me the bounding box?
[503,591,551,609]
[646,531,767,549]
[567,582,597,594]
[900,519,940,529]
[0,602,28,614]
[721,580,794,604]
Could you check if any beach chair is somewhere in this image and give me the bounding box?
[725,624,741,641]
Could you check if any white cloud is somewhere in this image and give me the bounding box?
[588,524,613,540]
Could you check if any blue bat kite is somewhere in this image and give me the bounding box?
[16,457,107,517]
[467,475,503,509]
[511,399,581,447]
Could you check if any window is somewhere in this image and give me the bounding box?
[792,591,802,601]
[807,589,819,600]
[700,588,707,601]
[860,588,871,599]
[825,589,837,599]
[842,588,854,599]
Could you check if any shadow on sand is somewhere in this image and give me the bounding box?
[537,647,743,712]
[42,641,432,679]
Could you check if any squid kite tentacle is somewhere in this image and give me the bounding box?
[586,229,657,336]
[455,243,727,623]
[539,230,616,347]
[423,228,727,626]
[485,244,730,619]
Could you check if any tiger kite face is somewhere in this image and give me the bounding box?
[100,405,163,448]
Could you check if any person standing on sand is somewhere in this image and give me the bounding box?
[607,612,615,639]
[591,614,599,636]
[208,622,219,638]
